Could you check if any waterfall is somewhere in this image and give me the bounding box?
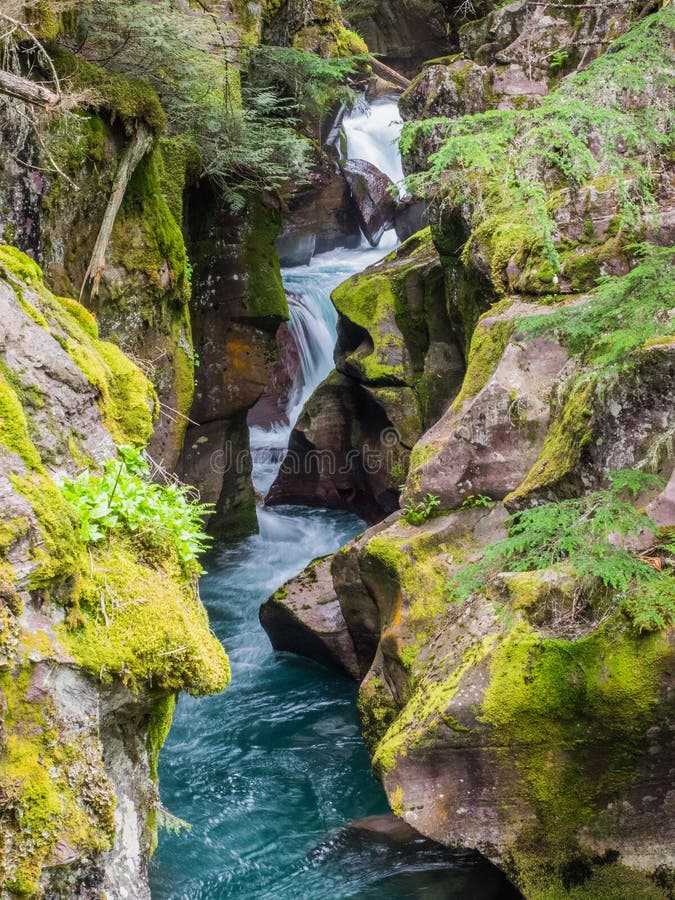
[249,97,403,496]
[343,97,406,193]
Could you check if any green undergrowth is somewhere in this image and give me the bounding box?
[401,9,674,289]
[521,244,675,369]
[61,445,212,573]
[449,469,674,631]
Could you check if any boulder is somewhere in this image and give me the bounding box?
[342,158,397,247]
[275,158,362,266]
[267,230,465,522]
[259,556,360,679]
[404,302,569,511]
[341,0,450,76]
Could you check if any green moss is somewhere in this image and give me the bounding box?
[335,26,368,55]
[157,135,200,226]
[451,317,514,409]
[12,473,82,591]
[51,48,166,133]
[0,666,116,896]
[0,245,44,287]
[68,338,156,446]
[56,296,99,338]
[1,247,157,446]
[0,373,43,469]
[507,378,594,502]
[147,694,176,783]
[114,149,189,300]
[372,635,497,776]
[244,201,289,321]
[332,229,437,384]
[481,622,672,895]
[357,677,399,753]
[60,536,230,696]
[0,517,30,557]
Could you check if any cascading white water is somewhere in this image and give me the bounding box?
[343,97,406,193]
[249,97,404,497]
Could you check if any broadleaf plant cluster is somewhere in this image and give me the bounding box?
[61,445,212,573]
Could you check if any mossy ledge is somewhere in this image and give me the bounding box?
[0,248,229,893]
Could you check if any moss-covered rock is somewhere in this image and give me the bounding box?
[0,252,228,895]
[268,230,465,521]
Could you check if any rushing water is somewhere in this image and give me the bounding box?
[151,100,519,898]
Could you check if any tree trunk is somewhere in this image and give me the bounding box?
[80,122,153,302]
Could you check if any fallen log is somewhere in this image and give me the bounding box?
[369,58,411,90]
[0,69,60,107]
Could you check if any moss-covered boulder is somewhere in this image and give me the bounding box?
[267,228,465,521]
[0,249,229,896]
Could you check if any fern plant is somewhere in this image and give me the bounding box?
[401,9,674,276]
[521,243,675,370]
[448,470,674,631]
[61,445,213,573]
[402,493,441,526]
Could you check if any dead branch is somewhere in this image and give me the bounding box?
[80,121,153,301]
[0,67,59,106]
[0,11,62,104]
[370,58,411,89]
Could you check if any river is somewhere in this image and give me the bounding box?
[150,98,518,899]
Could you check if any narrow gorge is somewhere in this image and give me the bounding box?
[0,1,673,899]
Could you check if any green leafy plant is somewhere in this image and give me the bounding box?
[66,2,366,208]
[61,445,212,573]
[402,492,441,526]
[460,493,493,510]
[448,470,674,631]
[548,49,569,73]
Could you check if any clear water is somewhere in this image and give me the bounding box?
[152,100,519,899]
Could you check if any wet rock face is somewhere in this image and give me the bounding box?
[342,0,450,76]
[267,229,465,523]
[342,159,397,247]
[259,556,361,679]
[275,160,362,266]
[178,185,289,538]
